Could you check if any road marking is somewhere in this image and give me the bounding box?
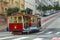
[33,38,43,40]
[0,36,15,40]
[45,31,52,34]
[36,31,45,34]
[56,32,60,34]
[12,37,29,40]
[0,34,11,36]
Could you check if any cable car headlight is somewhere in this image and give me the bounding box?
[14,26,17,29]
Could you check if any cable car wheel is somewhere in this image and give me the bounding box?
[12,31,23,35]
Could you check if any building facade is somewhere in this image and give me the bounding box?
[0,0,40,15]
[0,0,9,14]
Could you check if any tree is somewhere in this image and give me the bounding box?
[47,5,53,10]
[13,7,20,12]
[37,5,42,11]
[25,8,30,13]
[7,7,19,16]
[53,4,60,10]
[42,5,47,11]
[21,9,26,13]
[37,5,53,11]
[21,8,31,14]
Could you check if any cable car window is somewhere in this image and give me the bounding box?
[18,17,22,23]
[14,17,17,23]
[23,16,28,22]
[32,18,34,22]
[23,16,30,29]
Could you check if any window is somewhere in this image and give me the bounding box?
[26,8,33,14]
[14,17,17,23]
[12,0,13,4]
[18,17,22,23]
[5,8,7,11]
[35,0,39,3]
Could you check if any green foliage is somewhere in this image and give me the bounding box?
[21,8,31,13]
[13,7,20,12]
[37,5,53,11]
[37,4,60,11]
[7,7,19,16]
[47,5,53,10]
[42,6,47,11]
[37,5,42,11]
[25,8,30,13]
[21,9,26,13]
[53,4,60,10]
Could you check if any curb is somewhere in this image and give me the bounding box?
[42,12,60,26]
[41,12,60,31]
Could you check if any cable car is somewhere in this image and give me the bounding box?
[8,12,41,35]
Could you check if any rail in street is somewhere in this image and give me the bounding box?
[0,12,60,40]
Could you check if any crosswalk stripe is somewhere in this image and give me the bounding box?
[0,34,12,37]
[56,32,60,34]
[45,31,52,34]
[36,31,45,34]
[0,36,15,40]
[33,38,43,40]
[12,37,29,40]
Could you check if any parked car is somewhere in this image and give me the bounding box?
[44,11,51,16]
[50,11,54,15]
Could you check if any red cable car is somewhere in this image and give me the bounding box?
[8,13,41,35]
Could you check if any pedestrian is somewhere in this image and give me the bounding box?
[38,20,41,29]
[24,21,29,29]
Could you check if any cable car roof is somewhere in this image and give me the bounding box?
[8,12,40,18]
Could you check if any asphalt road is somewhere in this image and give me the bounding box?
[0,17,60,40]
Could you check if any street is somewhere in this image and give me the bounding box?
[0,0,60,40]
[0,16,60,40]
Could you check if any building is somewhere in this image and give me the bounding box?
[24,0,40,15]
[8,0,24,9]
[58,0,60,6]
[0,0,40,15]
[0,0,9,14]
[0,0,25,14]
[40,0,54,7]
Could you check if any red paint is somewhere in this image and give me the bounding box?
[28,22,31,27]
[9,23,23,31]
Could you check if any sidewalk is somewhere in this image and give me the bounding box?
[41,12,60,27]
[0,24,7,32]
